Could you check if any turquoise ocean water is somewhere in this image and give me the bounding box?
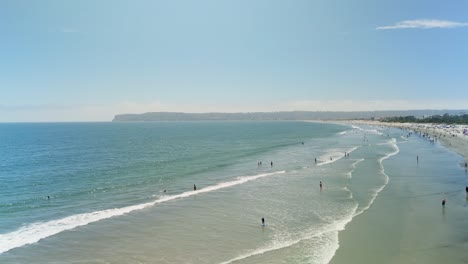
[0,121,465,263]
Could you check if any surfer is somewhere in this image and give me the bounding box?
[193,184,197,191]
[262,217,265,226]
[442,198,446,207]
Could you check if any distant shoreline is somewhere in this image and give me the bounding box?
[112,110,468,122]
[335,120,468,163]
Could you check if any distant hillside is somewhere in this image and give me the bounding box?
[112,110,468,122]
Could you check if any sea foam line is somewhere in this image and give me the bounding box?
[351,125,383,135]
[219,203,359,264]
[346,158,365,179]
[354,139,399,217]
[219,141,400,264]
[326,140,401,263]
[0,171,285,255]
[317,146,359,166]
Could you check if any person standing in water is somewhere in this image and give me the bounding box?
[315,158,317,164]
[442,198,446,207]
[270,161,273,167]
[417,155,419,164]
[261,217,265,226]
[193,184,197,191]
[320,181,323,190]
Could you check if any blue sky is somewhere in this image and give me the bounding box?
[1,0,468,121]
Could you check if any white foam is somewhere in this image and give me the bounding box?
[345,158,365,178]
[337,131,347,135]
[218,203,359,264]
[351,125,383,135]
[218,142,400,264]
[354,139,399,217]
[317,146,359,166]
[0,171,285,254]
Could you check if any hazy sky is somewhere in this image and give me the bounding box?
[1,0,468,121]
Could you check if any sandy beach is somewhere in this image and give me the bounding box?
[346,120,468,163]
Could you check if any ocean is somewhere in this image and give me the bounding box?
[0,121,466,263]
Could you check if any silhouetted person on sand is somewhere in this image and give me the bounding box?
[193,184,197,191]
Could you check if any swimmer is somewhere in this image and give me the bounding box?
[164,189,166,193]
[442,198,446,207]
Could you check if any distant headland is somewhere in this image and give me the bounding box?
[112,110,467,122]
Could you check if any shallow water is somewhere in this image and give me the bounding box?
[0,121,442,263]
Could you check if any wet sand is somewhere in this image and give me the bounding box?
[330,122,468,264]
[346,120,468,162]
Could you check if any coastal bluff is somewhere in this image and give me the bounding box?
[112,110,465,122]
